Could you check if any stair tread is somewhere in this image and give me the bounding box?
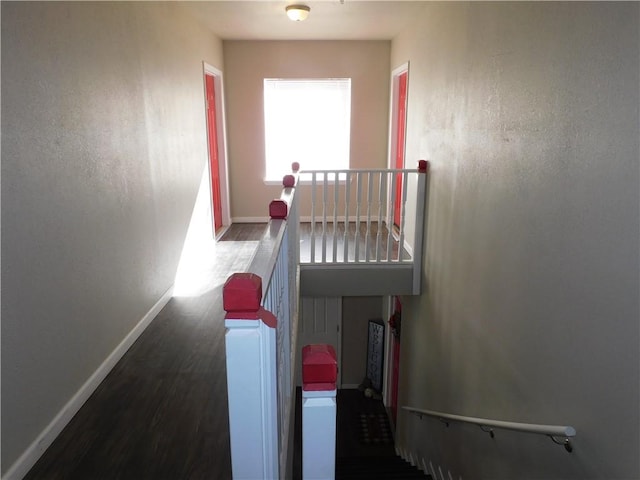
[337,463,421,470]
[337,473,428,479]
[336,454,431,479]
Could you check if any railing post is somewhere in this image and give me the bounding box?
[302,344,338,480]
[224,273,279,480]
[412,160,429,294]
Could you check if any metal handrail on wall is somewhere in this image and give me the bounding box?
[403,406,577,452]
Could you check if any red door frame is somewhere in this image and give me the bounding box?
[205,73,223,234]
[393,69,408,227]
[389,296,402,426]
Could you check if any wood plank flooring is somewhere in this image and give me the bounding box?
[25,224,269,480]
[24,222,397,480]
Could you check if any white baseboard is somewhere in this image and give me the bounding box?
[215,225,231,240]
[3,286,174,480]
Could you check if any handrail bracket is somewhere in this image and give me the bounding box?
[480,425,495,438]
[549,435,573,453]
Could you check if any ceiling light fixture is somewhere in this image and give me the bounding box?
[286,4,310,22]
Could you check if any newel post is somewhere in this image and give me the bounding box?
[412,160,429,295]
[224,273,279,480]
[302,344,338,480]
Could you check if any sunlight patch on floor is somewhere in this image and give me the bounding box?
[173,168,218,297]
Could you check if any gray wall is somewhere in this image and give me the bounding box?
[222,40,390,220]
[342,296,384,387]
[1,2,223,473]
[392,2,639,479]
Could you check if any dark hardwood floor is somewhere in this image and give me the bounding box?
[25,224,269,480]
[292,388,397,480]
[25,222,398,480]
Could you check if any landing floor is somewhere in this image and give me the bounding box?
[24,224,268,480]
[24,223,394,480]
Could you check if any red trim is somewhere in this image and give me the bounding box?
[303,382,336,392]
[224,307,277,328]
[302,344,337,385]
[223,273,262,313]
[389,296,402,425]
[393,71,408,227]
[223,274,277,328]
[269,199,288,219]
[283,174,296,188]
[257,307,277,329]
[205,74,223,233]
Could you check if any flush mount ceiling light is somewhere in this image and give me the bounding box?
[286,4,311,21]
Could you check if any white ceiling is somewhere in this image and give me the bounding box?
[179,1,429,41]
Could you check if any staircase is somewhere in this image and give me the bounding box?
[336,455,431,479]
[293,388,432,479]
[333,389,431,480]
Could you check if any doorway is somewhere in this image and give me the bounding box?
[203,63,230,238]
[387,296,402,427]
[389,64,409,228]
[297,297,342,388]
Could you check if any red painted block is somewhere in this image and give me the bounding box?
[302,344,337,386]
[283,174,296,188]
[223,273,262,313]
[292,162,300,172]
[418,159,429,173]
[269,199,288,219]
[259,307,277,328]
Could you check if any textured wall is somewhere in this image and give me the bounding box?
[393,2,639,479]
[223,40,390,220]
[1,2,222,472]
[341,296,384,387]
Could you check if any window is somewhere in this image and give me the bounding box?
[263,78,351,182]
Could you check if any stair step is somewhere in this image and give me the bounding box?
[337,471,427,479]
[337,461,420,471]
[336,455,430,479]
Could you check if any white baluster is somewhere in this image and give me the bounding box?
[354,173,362,262]
[343,171,351,262]
[322,173,327,263]
[376,172,387,261]
[333,171,339,263]
[365,171,374,262]
[397,170,409,262]
[311,172,316,263]
[387,170,397,263]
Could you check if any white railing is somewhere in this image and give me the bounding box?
[296,163,428,296]
[224,172,299,479]
[300,165,426,266]
[403,406,577,452]
[224,162,431,477]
